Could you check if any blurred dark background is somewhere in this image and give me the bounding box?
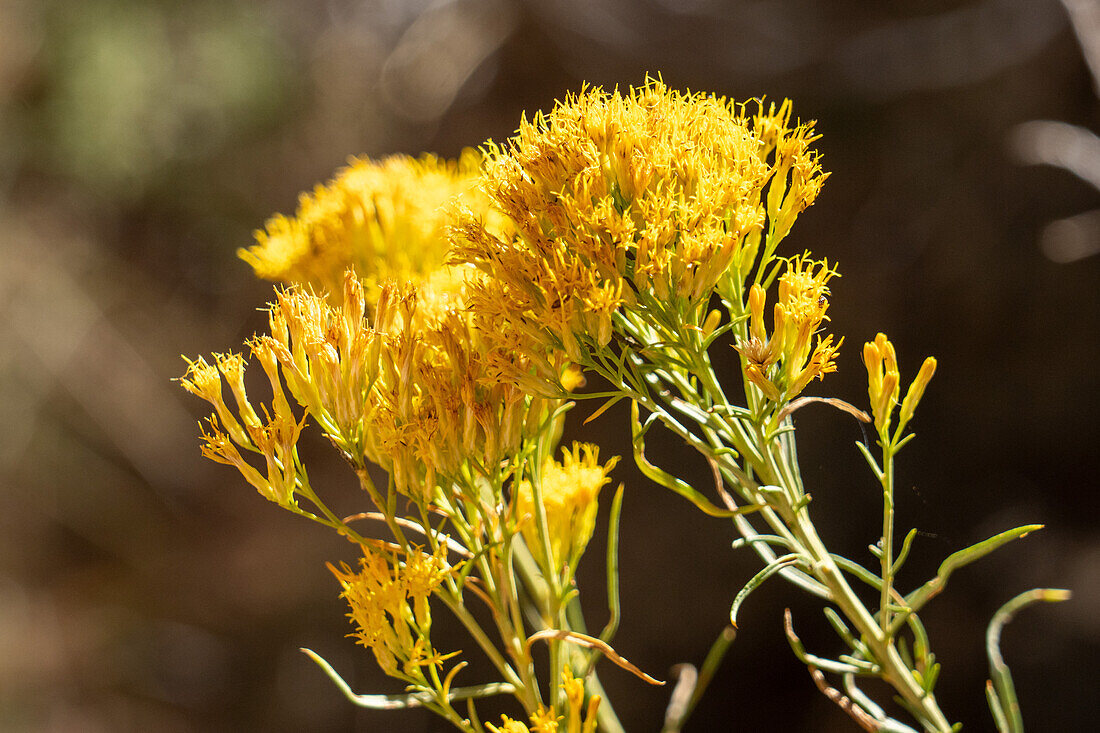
[1,0,1097,731]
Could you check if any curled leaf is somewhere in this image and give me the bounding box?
[525,629,664,686]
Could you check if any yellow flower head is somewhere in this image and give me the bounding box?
[515,443,618,575]
[329,543,457,679]
[528,707,561,733]
[863,332,900,434]
[735,254,841,403]
[366,272,559,499]
[488,718,532,733]
[451,79,826,364]
[486,669,599,733]
[241,151,492,305]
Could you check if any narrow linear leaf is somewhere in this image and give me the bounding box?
[987,680,1010,733]
[985,588,1071,733]
[855,441,884,479]
[776,396,871,424]
[903,525,1045,617]
[891,528,919,575]
[300,648,515,708]
[823,608,863,655]
[601,484,625,643]
[730,555,801,627]
[731,534,795,552]
[631,402,759,518]
[585,395,625,425]
[832,554,884,591]
[701,319,738,350]
[782,610,868,676]
[843,674,886,721]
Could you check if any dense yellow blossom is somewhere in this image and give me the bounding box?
[516,444,618,574]
[329,543,457,678]
[451,79,826,363]
[184,269,555,503]
[735,254,841,402]
[241,151,494,304]
[484,668,600,733]
[362,274,554,498]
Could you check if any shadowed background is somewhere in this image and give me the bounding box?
[1,0,1097,731]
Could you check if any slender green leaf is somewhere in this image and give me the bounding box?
[891,528,919,575]
[731,534,795,552]
[902,525,1045,620]
[985,588,1071,733]
[856,441,884,479]
[832,554,883,591]
[730,555,801,626]
[782,610,868,675]
[584,395,625,425]
[987,680,1010,733]
[631,402,759,518]
[600,484,625,643]
[822,607,864,655]
[300,648,514,708]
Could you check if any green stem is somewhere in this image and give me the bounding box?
[880,444,896,632]
[440,594,528,705]
[687,347,953,731]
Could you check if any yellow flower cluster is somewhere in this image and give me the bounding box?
[183,268,554,503]
[863,333,937,437]
[241,151,493,304]
[489,718,536,733]
[329,543,457,678]
[364,275,540,497]
[735,254,842,402]
[180,352,305,507]
[515,444,618,575]
[450,79,826,362]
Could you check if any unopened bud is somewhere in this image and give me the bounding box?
[898,356,937,427]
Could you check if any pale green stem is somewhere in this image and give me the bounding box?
[439,482,542,715]
[766,444,952,732]
[514,540,625,733]
[880,444,896,632]
[684,343,953,731]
